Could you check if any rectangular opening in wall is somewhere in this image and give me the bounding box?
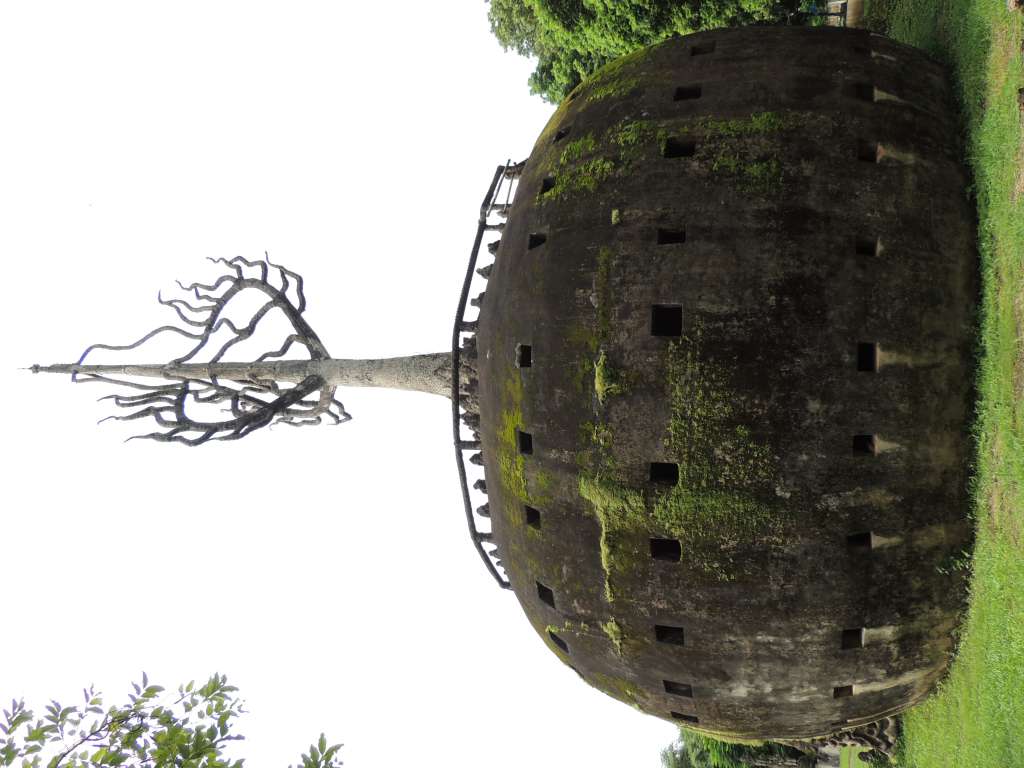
[525,505,541,529]
[855,237,879,256]
[857,343,878,372]
[655,624,685,645]
[852,82,876,102]
[857,141,880,162]
[650,538,682,561]
[548,630,569,653]
[528,232,547,250]
[650,462,679,485]
[671,712,699,723]
[852,434,876,455]
[651,305,683,337]
[518,430,534,455]
[662,138,697,159]
[674,85,702,101]
[691,41,716,56]
[517,343,533,368]
[833,685,854,699]
[554,126,571,143]
[841,628,866,650]
[656,227,686,244]
[663,680,693,697]
[540,176,556,195]
[537,581,555,608]
[847,531,874,551]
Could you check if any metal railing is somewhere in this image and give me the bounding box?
[451,159,523,590]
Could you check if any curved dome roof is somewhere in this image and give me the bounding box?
[474,26,976,740]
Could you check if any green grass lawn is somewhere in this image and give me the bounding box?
[861,1,1024,766]
[841,745,871,766]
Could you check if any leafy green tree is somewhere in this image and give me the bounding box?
[0,674,341,768]
[486,0,788,101]
[661,729,814,768]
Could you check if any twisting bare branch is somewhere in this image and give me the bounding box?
[63,256,349,445]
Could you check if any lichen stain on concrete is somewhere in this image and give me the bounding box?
[818,488,904,511]
[877,145,919,165]
[851,668,933,695]
[870,532,904,549]
[873,436,904,453]
[910,522,969,550]
[878,347,947,368]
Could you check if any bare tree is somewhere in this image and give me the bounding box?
[31,254,461,446]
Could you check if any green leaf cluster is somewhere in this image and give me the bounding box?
[487,0,786,102]
[660,729,813,767]
[1,675,341,768]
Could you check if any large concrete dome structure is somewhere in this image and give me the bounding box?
[472,26,976,740]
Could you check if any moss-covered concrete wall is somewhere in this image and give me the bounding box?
[475,26,976,740]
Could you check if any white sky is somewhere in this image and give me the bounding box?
[0,3,678,767]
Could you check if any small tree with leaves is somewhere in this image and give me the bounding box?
[1,674,340,768]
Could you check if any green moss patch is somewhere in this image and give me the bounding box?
[694,111,797,137]
[578,474,645,602]
[589,672,643,709]
[665,336,774,491]
[583,48,648,102]
[600,618,624,656]
[545,155,617,201]
[696,112,794,194]
[579,331,787,597]
[559,134,598,165]
[594,350,624,405]
[497,375,528,501]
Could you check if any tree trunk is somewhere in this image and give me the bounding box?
[32,352,454,399]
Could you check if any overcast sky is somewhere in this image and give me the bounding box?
[0,3,678,767]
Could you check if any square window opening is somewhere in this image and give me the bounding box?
[857,343,878,372]
[540,177,556,195]
[548,631,569,653]
[525,505,541,529]
[841,628,866,650]
[857,141,880,162]
[852,82,876,102]
[663,138,697,159]
[655,624,685,645]
[852,434,876,455]
[674,85,702,101]
[518,430,534,455]
[656,227,686,245]
[554,126,571,143]
[663,680,693,697]
[855,236,879,256]
[517,343,533,368]
[650,538,682,561]
[834,685,854,699]
[536,581,555,608]
[651,305,683,337]
[650,462,679,485]
[527,232,547,250]
[671,712,699,723]
[847,531,874,551]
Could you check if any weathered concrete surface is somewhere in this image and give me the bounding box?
[476,27,976,740]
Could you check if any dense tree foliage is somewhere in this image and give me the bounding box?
[660,729,814,768]
[1,674,342,768]
[486,0,787,101]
